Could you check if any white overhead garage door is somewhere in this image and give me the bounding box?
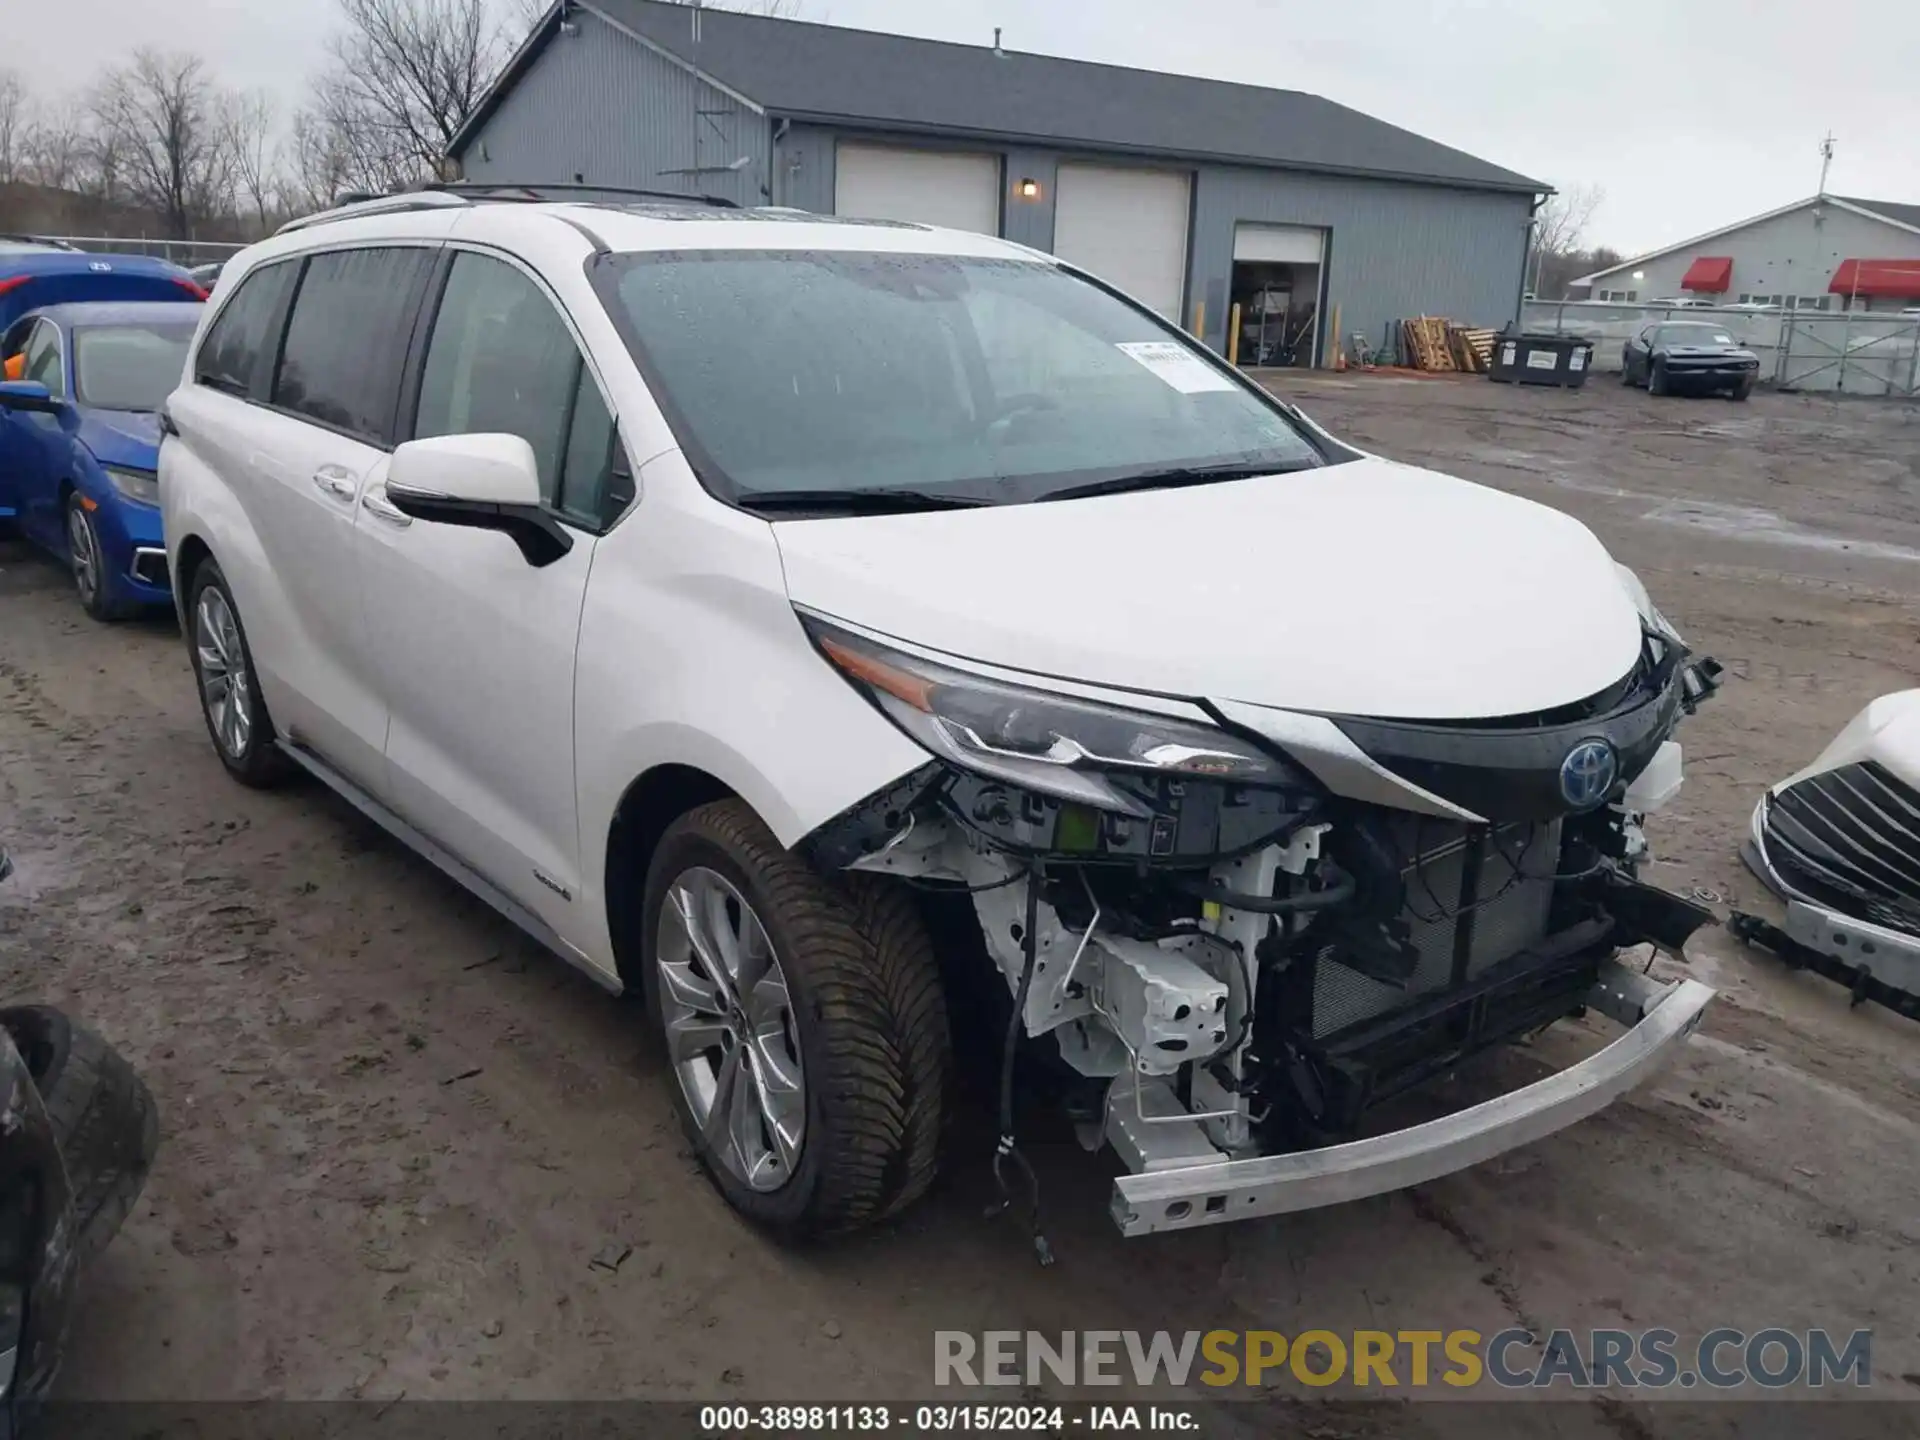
[1233,223,1325,265]
[1051,164,1192,321]
[834,144,1001,235]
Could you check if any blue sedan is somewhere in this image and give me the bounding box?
[0,301,204,619]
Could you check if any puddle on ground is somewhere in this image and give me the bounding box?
[1644,498,1920,563]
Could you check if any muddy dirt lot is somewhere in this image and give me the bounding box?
[3,374,1919,1435]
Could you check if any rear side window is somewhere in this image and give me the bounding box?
[195,259,296,397]
[274,247,434,443]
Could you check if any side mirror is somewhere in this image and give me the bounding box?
[386,432,573,568]
[0,380,62,415]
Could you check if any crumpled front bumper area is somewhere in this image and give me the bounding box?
[1739,786,1920,1017]
[1109,959,1712,1236]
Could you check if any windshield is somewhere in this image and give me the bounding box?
[1660,326,1736,347]
[73,322,195,411]
[594,250,1332,508]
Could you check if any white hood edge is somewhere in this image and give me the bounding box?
[773,456,1647,722]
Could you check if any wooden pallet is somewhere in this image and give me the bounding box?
[1450,326,1496,373]
[1399,316,1457,372]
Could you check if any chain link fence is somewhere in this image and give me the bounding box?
[1520,301,1919,398]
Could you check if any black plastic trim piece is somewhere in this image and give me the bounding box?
[384,490,575,567]
[1332,654,1687,823]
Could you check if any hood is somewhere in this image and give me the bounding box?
[77,409,161,469]
[773,456,1646,721]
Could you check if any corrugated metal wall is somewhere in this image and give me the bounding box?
[462,21,1533,353]
[460,8,771,206]
[1190,166,1534,357]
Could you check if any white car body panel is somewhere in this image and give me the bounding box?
[354,477,599,937]
[773,457,1645,721]
[1768,688,1920,796]
[567,450,933,971]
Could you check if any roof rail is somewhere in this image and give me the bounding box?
[275,190,470,236]
[273,179,740,238]
[425,181,740,209]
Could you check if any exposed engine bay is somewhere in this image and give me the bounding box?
[802,610,1725,1235]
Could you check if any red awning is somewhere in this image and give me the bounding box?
[1829,258,1920,297]
[1679,255,1733,292]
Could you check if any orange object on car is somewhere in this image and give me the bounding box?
[2,353,22,382]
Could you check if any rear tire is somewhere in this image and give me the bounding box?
[0,1007,159,1267]
[185,558,293,788]
[1649,357,1671,396]
[641,799,949,1238]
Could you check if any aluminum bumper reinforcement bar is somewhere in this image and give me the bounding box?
[1109,959,1713,1236]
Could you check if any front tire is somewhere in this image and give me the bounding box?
[1731,375,1754,402]
[642,799,949,1238]
[1648,357,1671,396]
[66,495,127,622]
[185,558,293,787]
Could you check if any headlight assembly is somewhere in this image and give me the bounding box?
[103,466,159,507]
[804,616,1305,816]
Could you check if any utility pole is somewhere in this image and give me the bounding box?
[1816,132,1836,197]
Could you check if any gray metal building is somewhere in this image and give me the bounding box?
[450,0,1546,365]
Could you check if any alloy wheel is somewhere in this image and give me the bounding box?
[194,586,253,759]
[67,505,100,607]
[655,866,806,1192]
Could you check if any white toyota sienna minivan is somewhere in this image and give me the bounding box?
[161,186,1722,1245]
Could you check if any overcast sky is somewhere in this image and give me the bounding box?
[13,0,1919,255]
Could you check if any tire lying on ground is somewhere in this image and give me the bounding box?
[0,1006,160,1266]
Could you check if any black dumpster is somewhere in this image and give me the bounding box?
[1488,332,1595,388]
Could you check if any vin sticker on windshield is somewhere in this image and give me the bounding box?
[1116,341,1239,394]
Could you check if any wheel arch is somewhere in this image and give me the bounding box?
[604,763,738,991]
[171,531,214,627]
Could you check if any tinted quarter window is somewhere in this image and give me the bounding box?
[274,247,434,442]
[195,258,295,396]
[414,252,582,505]
[557,368,622,528]
[22,321,63,398]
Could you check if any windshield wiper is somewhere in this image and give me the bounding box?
[735,487,989,516]
[1037,459,1314,504]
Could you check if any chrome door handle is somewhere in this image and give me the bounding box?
[311,465,356,500]
[361,487,412,527]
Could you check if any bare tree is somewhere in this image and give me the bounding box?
[1534,183,1605,259]
[93,50,235,237]
[319,0,507,187]
[1528,183,1611,298]
[222,89,278,229]
[282,107,353,214]
[0,70,27,185]
[21,105,90,193]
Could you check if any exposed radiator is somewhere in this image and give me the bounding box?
[1309,819,1562,1039]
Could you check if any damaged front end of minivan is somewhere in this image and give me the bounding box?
[799,609,1725,1238]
